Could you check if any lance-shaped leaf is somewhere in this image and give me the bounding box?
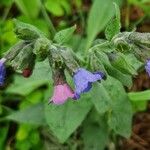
[6,103,46,125]
[86,0,116,49]
[54,25,76,44]
[105,3,121,40]
[95,51,132,87]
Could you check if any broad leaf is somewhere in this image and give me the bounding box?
[82,123,108,150]
[45,95,93,143]
[91,83,111,114]
[104,76,132,138]
[6,103,46,125]
[54,25,76,44]
[6,60,51,96]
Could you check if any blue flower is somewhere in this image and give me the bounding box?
[0,58,6,86]
[73,68,105,98]
[145,60,150,76]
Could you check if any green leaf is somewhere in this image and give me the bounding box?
[96,51,132,87]
[111,52,137,75]
[45,0,71,17]
[86,0,115,49]
[82,122,108,150]
[6,103,46,125]
[91,83,111,114]
[6,60,51,96]
[45,95,93,143]
[128,90,150,101]
[105,3,121,40]
[54,25,76,44]
[104,76,132,138]
[0,125,9,150]
[15,0,40,19]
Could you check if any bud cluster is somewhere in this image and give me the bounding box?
[0,20,105,105]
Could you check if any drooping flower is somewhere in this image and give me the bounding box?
[145,60,150,76]
[0,58,6,86]
[73,68,105,98]
[50,83,75,105]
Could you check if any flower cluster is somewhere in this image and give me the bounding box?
[1,20,105,105]
[47,46,105,105]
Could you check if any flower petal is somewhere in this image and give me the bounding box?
[50,83,74,105]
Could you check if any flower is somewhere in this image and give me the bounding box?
[0,58,6,86]
[145,60,150,76]
[73,68,105,98]
[50,83,75,105]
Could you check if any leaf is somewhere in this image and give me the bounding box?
[6,103,46,125]
[0,125,9,150]
[45,95,93,143]
[128,90,150,101]
[82,123,108,150]
[96,51,132,87]
[45,0,71,17]
[6,60,51,96]
[45,0,64,16]
[105,3,121,40]
[91,83,111,114]
[111,52,137,75]
[15,0,40,19]
[54,25,76,44]
[86,0,115,49]
[104,76,132,138]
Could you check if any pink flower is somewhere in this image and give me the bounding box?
[50,83,75,105]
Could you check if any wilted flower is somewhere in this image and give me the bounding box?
[0,58,6,86]
[73,68,105,98]
[50,83,75,105]
[145,60,150,76]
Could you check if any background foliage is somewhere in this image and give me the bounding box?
[0,0,150,150]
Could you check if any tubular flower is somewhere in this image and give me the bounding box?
[50,83,75,105]
[145,60,150,76]
[73,68,105,98]
[0,58,6,86]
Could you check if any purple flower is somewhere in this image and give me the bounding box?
[0,58,6,86]
[145,60,150,76]
[73,68,105,98]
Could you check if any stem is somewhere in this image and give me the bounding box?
[125,2,130,30]
[40,0,56,38]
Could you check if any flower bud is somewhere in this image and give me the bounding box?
[4,41,26,62]
[22,68,33,78]
[33,38,50,61]
[128,32,150,48]
[10,43,36,72]
[59,46,80,74]
[13,19,44,40]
